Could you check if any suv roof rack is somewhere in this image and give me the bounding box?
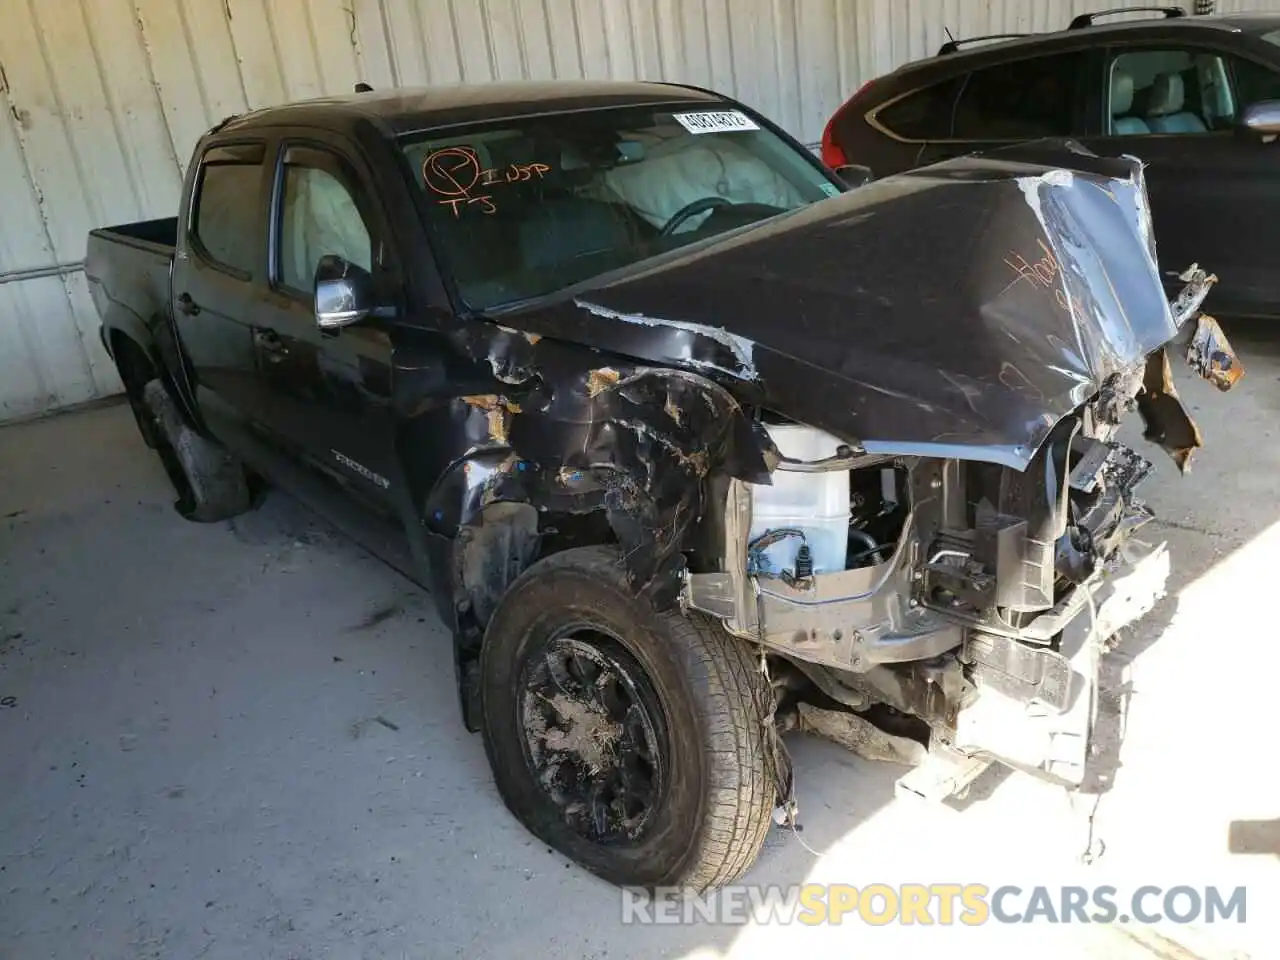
[1068,6,1186,29]
[936,33,1029,56]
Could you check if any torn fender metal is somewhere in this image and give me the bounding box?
[1138,348,1203,473]
[1164,263,1243,392]
[416,338,775,606]
[487,140,1203,471]
[1136,267,1240,471]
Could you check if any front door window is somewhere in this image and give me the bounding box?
[278,160,372,293]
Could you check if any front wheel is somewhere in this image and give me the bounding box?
[480,546,776,891]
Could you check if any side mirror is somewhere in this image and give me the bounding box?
[1240,100,1280,140]
[314,254,374,330]
[833,163,874,189]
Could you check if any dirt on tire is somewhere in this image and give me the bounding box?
[479,545,776,891]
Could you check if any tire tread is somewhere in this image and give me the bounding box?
[482,546,775,891]
[142,379,250,522]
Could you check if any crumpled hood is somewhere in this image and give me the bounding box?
[497,142,1179,470]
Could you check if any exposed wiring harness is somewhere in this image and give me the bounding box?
[747,527,807,576]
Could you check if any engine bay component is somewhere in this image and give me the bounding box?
[685,257,1239,795]
[747,425,851,575]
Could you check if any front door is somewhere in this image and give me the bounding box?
[253,139,403,521]
[1080,44,1280,317]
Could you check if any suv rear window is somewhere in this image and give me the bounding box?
[400,104,839,309]
[875,77,966,139]
[952,53,1086,139]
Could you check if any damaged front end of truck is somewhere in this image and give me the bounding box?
[667,148,1244,801]
[436,141,1241,811]
[682,345,1208,800]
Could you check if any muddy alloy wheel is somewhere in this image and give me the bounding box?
[481,546,776,891]
[519,628,666,844]
[112,340,163,451]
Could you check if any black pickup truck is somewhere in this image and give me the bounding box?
[88,80,1240,892]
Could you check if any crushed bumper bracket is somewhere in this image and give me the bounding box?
[951,539,1170,787]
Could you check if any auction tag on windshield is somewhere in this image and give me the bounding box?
[673,110,760,134]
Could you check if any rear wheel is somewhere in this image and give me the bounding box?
[141,379,250,522]
[480,546,776,890]
[112,337,161,450]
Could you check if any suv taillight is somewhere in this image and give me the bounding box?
[820,114,848,168]
[821,79,877,168]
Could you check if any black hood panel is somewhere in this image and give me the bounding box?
[495,142,1176,470]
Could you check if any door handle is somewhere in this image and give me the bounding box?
[254,328,289,360]
[176,292,201,316]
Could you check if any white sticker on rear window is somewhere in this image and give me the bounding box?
[673,110,760,134]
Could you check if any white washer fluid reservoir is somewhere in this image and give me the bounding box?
[747,424,850,575]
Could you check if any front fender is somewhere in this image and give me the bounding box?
[415,366,778,731]
[421,446,538,539]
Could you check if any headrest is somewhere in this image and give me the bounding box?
[1148,73,1185,116]
[1111,70,1135,115]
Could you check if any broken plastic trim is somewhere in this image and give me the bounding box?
[1170,263,1218,326]
[1138,348,1203,473]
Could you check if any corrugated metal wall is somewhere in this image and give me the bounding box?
[0,0,1273,420]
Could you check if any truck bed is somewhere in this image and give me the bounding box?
[86,217,178,373]
[90,216,178,254]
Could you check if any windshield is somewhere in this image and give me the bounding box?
[400,104,841,309]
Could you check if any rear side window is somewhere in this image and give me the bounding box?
[875,77,965,139]
[191,146,263,276]
[952,53,1087,139]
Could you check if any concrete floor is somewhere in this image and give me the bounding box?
[2,323,1278,960]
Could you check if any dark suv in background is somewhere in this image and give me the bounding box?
[822,7,1280,318]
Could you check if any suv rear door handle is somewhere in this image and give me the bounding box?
[176,292,200,316]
